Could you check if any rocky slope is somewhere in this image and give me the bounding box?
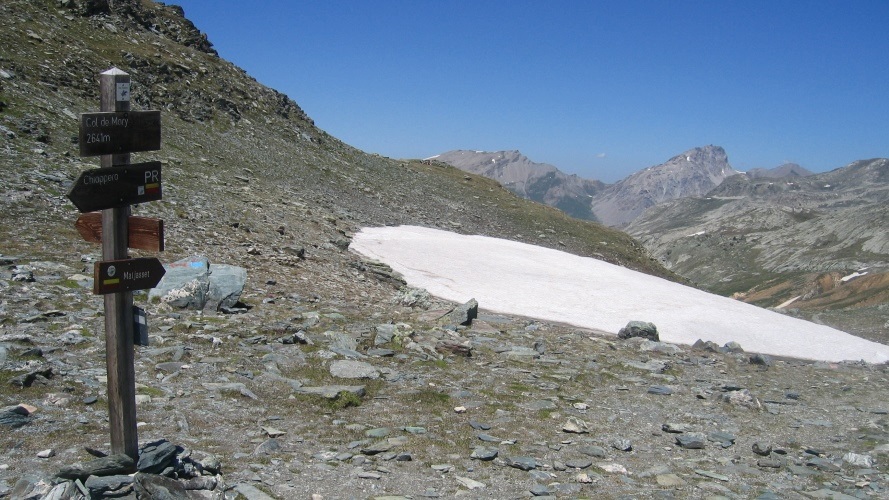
[626,159,889,344]
[1,1,888,499]
[430,150,605,221]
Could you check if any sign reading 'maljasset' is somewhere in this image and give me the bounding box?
[67,161,162,213]
[93,257,166,295]
[79,110,161,157]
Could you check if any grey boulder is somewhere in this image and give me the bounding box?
[618,321,659,341]
[149,256,246,311]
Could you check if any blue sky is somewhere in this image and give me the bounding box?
[174,0,889,183]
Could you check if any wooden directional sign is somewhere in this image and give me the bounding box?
[93,257,166,295]
[75,213,164,252]
[67,161,162,213]
[79,110,161,157]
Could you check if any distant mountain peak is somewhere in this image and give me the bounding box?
[433,150,604,220]
[590,145,739,227]
[669,144,726,161]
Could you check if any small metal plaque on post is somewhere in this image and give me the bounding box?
[133,306,148,347]
[117,82,131,102]
[79,110,161,157]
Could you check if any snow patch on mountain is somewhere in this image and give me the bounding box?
[351,225,889,364]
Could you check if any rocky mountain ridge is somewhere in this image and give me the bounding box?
[626,158,889,344]
[435,145,741,227]
[1,1,888,499]
[590,145,739,227]
[430,150,605,220]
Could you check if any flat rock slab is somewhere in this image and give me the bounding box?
[476,433,501,443]
[0,405,32,429]
[562,417,590,434]
[56,454,135,481]
[530,483,555,496]
[329,360,380,379]
[134,473,217,500]
[565,458,593,469]
[648,385,673,395]
[656,474,686,487]
[361,439,397,455]
[757,458,784,468]
[578,446,607,458]
[418,308,452,322]
[504,456,537,471]
[662,423,690,434]
[708,431,736,447]
[137,440,178,474]
[469,420,491,431]
[470,447,498,461]
[802,489,860,500]
[84,475,133,497]
[676,434,706,449]
[807,457,841,472]
[695,469,729,481]
[456,476,486,490]
[449,298,478,325]
[294,385,366,399]
[230,480,273,498]
[202,382,258,400]
[374,324,398,345]
[254,438,281,456]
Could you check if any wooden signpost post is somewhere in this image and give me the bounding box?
[68,68,165,461]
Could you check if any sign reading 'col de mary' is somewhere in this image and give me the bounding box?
[79,110,161,157]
